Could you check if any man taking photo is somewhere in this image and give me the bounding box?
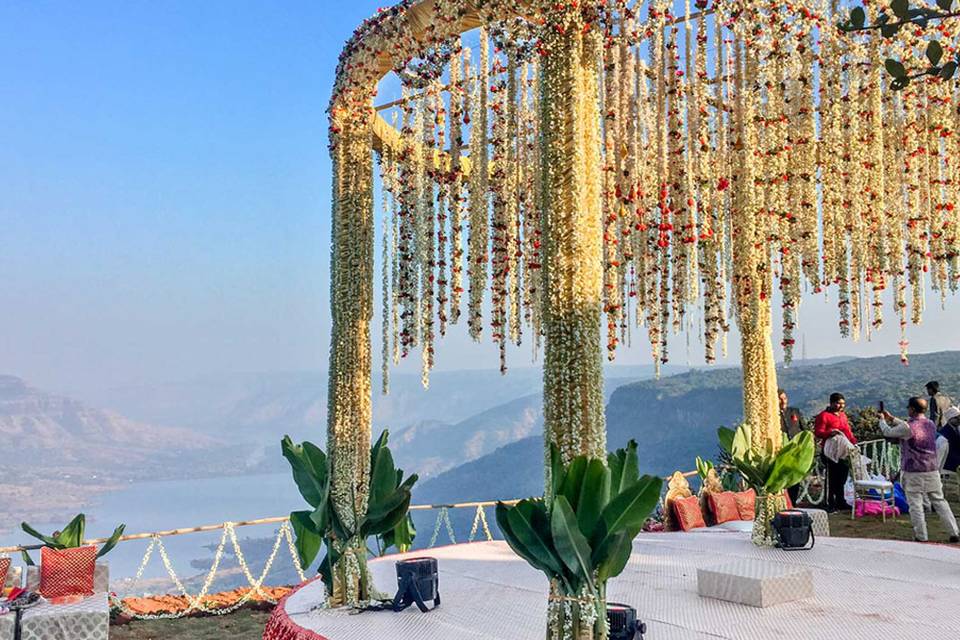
[880,397,959,544]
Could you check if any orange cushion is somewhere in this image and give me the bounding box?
[40,546,96,599]
[783,490,794,509]
[733,489,756,520]
[0,557,9,587]
[708,491,741,524]
[673,495,707,531]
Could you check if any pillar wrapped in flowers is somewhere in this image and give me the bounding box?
[539,6,608,637]
[326,105,377,606]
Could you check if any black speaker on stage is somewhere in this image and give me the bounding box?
[392,557,440,613]
[771,509,815,550]
[607,602,646,640]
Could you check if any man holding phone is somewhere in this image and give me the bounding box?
[880,397,959,543]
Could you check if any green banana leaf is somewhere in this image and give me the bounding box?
[308,502,328,534]
[498,499,566,581]
[318,545,342,595]
[96,524,126,558]
[380,513,416,554]
[595,530,633,583]
[717,427,736,454]
[369,431,399,507]
[608,440,640,495]
[56,514,86,548]
[731,423,752,461]
[575,459,609,539]
[290,510,324,568]
[281,436,328,509]
[558,457,587,509]
[591,475,662,551]
[21,522,63,548]
[695,456,714,480]
[764,431,815,492]
[550,496,595,593]
[364,489,413,536]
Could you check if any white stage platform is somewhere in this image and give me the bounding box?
[273,534,960,639]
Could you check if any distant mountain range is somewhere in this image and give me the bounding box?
[79,365,684,477]
[414,351,960,505]
[0,375,218,468]
[0,375,248,529]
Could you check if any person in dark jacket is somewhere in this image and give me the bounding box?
[941,406,960,473]
[779,389,807,504]
[779,389,805,438]
[926,381,952,428]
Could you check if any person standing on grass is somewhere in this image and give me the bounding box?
[814,393,857,512]
[779,388,806,504]
[880,398,960,544]
[940,406,960,473]
[926,381,952,428]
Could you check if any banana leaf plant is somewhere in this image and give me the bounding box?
[282,430,417,600]
[695,456,715,482]
[496,441,662,638]
[717,424,815,545]
[20,514,125,566]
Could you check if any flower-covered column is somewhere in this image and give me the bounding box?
[729,38,781,456]
[538,6,607,640]
[327,105,376,606]
[540,6,607,468]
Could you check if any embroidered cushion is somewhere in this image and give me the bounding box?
[733,488,757,521]
[40,546,96,599]
[0,557,9,590]
[672,495,707,531]
[708,491,741,525]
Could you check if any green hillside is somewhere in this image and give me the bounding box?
[415,351,960,507]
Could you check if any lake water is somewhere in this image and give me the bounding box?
[0,473,490,586]
[0,473,304,582]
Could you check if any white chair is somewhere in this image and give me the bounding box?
[850,448,896,521]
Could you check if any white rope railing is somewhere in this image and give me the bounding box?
[1,443,905,620]
[107,521,305,620]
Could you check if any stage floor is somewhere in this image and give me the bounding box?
[277,533,960,639]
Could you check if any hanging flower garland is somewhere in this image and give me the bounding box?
[332,0,960,414]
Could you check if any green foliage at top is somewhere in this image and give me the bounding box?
[282,430,417,594]
[496,441,662,601]
[717,425,815,494]
[20,514,125,566]
[838,0,960,89]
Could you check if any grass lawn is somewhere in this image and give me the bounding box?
[110,609,272,640]
[827,489,960,544]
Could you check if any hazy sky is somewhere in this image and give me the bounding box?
[2,1,959,397]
